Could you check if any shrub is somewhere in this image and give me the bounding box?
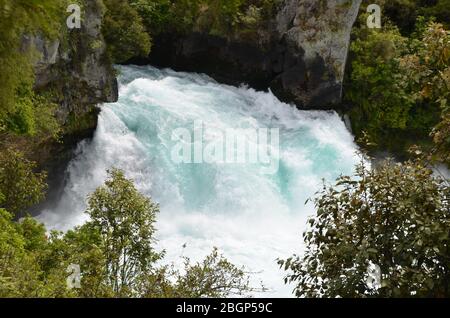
[102,0,152,63]
[281,159,450,297]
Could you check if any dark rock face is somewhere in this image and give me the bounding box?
[146,0,362,110]
[146,32,274,91]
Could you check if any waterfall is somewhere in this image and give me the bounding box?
[38,65,360,297]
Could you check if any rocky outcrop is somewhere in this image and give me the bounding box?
[147,0,361,109]
[23,0,118,127]
[274,0,362,107]
[21,0,118,213]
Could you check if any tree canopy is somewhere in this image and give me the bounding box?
[281,159,450,298]
[0,168,256,298]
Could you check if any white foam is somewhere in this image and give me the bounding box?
[38,65,360,297]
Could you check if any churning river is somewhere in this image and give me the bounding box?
[38,65,360,297]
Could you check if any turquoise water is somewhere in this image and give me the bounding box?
[39,65,360,297]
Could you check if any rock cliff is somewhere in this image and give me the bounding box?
[274,0,362,107]
[147,0,362,109]
[23,0,118,130]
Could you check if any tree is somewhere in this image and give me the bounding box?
[281,159,450,298]
[0,209,73,297]
[173,247,255,297]
[382,0,450,34]
[85,168,259,298]
[4,83,60,138]
[0,208,38,297]
[128,0,275,38]
[346,22,413,137]
[102,0,152,63]
[0,149,47,218]
[402,23,450,163]
[85,168,161,297]
[0,0,63,135]
[346,17,450,157]
[0,167,255,298]
[419,0,450,29]
[40,223,114,298]
[140,248,257,298]
[129,0,199,35]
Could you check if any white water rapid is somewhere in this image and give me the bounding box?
[38,65,360,297]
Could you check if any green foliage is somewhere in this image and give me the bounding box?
[281,159,450,298]
[172,247,253,297]
[0,0,65,135]
[129,0,173,34]
[403,23,450,162]
[0,209,74,297]
[421,0,450,29]
[86,168,161,296]
[61,224,113,297]
[100,0,279,62]
[192,0,279,36]
[381,0,450,35]
[0,149,47,218]
[139,248,256,298]
[102,0,152,63]
[346,17,450,157]
[130,0,201,35]
[5,83,60,138]
[0,208,33,297]
[196,0,245,36]
[127,0,278,37]
[347,23,413,133]
[0,168,254,298]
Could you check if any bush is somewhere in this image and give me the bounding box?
[128,0,278,37]
[0,150,47,218]
[0,0,64,135]
[102,0,152,63]
[0,168,256,298]
[346,17,449,157]
[281,159,450,297]
[5,83,60,138]
[383,0,450,34]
